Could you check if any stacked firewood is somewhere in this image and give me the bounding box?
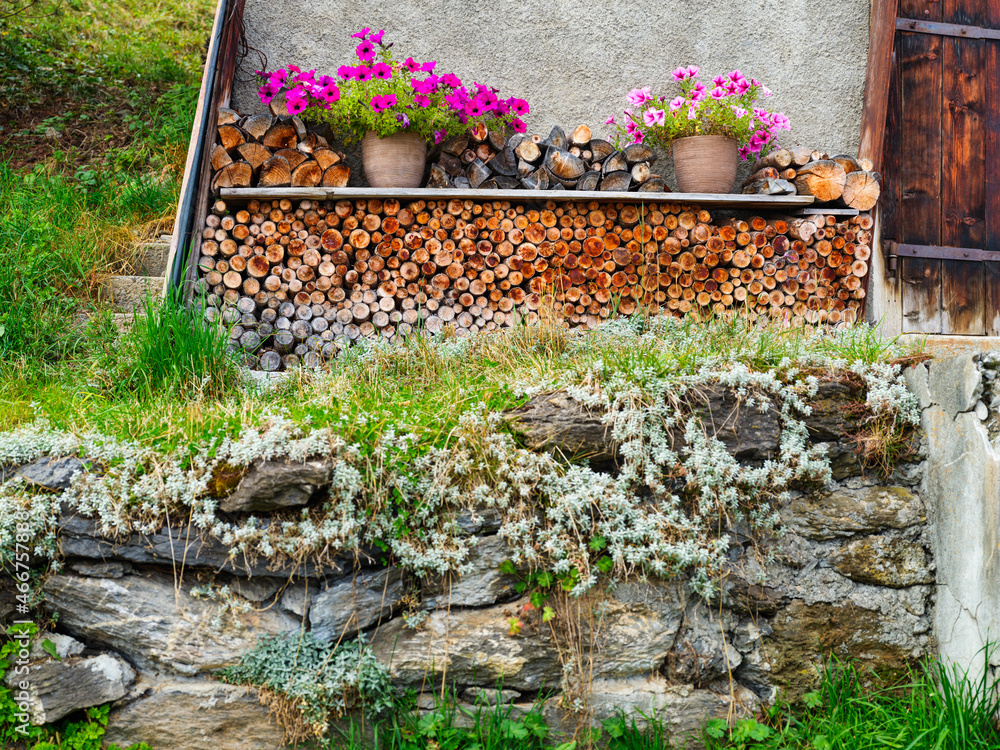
[194,195,871,371]
[743,146,881,210]
[427,124,667,193]
[211,107,350,192]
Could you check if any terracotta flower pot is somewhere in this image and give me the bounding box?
[361,130,427,188]
[671,135,738,194]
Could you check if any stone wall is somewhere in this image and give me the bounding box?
[233,0,870,158]
[2,377,941,749]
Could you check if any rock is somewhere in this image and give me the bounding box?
[461,687,522,706]
[781,485,926,540]
[455,507,502,535]
[544,677,743,748]
[278,582,312,619]
[57,512,350,578]
[220,458,336,512]
[823,441,865,480]
[42,571,300,675]
[830,535,934,587]
[802,381,863,441]
[104,677,286,750]
[8,653,135,724]
[766,599,927,700]
[590,580,687,678]
[369,598,563,691]
[666,602,741,686]
[68,560,131,578]
[230,577,283,603]
[734,647,776,702]
[29,632,84,661]
[310,568,407,641]
[976,399,989,421]
[903,362,932,410]
[719,575,784,615]
[423,536,520,609]
[928,355,981,414]
[505,384,783,467]
[505,391,616,465]
[14,457,85,491]
[732,618,769,653]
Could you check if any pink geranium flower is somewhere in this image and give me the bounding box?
[643,108,665,127]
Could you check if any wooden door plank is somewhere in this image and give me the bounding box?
[898,0,943,333]
[940,0,986,334]
[985,2,1000,332]
[882,44,902,244]
[859,0,901,172]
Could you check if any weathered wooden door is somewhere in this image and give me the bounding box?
[882,0,1000,334]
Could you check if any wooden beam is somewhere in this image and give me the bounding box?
[218,186,816,209]
[858,0,900,172]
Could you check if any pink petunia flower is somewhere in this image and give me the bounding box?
[413,94,431,108]
[337,65,356,80]
[605,116,616,125]
[690,83,707,102]
[396,112,409,127]
[762,85,773,97]
[626,87,653,106]
[370,93,397,112]
[685,65,700,78]
[669,96,685,112]
[511,117,527,133]
[369,29,385,45]
[421,60,437,73]
[672,67,688,81]
[351,28,370,39]
[643,109,665,127]
[509,98,529,116]
[771,112,790,130]
[709,86,727,100]
[712,75,726,87]
[687,105,698,120]
[356,65,374,82]
[356,40,376,62]
[372,62,393,80]
[403,57,421,72]
[728,69,745,83]
[626,120,639,135]
[632,129,644,143]
[439,73,462,88]
[434,130,447,144]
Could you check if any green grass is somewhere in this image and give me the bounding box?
[0,314,916,455]
[704,653,1000,750]
[0,0,213,366]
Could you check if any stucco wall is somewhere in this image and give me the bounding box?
[234,0,871,157]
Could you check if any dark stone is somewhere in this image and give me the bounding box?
[665,602,741,686]
[505,384,784,466]
[801,381,863,441]
[57,512,352,578]
[220,458,336,512]
[719,576,785,616]
[422,536,521,609]
[14,457,85,491]
[68,560,131,579]
[505,391,617,465]
[310,568,408,641]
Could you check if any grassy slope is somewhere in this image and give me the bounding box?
[0,0,213,364]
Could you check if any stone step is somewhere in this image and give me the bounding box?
[130,234,172,277]
[103,276,165,311]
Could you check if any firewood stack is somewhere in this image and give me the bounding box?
[743,146,881,210]
[427,124,668,193]
[211,107,350,192]
[193,195,871,371]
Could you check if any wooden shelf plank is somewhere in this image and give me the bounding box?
[218,186,816,209]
